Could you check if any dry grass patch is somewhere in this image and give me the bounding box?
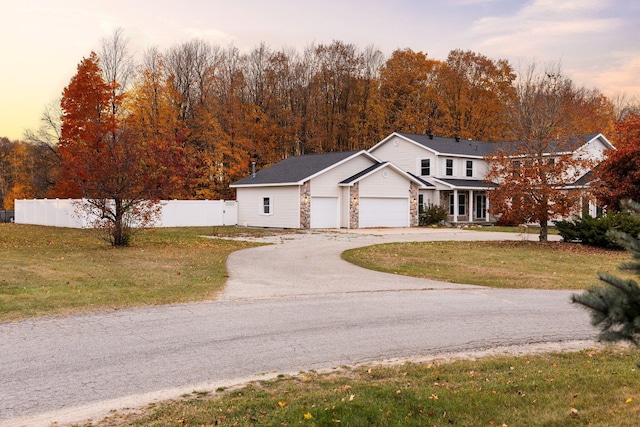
[342,241,629,289]
[0,224,264,321]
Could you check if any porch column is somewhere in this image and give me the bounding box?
[485,194,490,222]
[469,190,474,222]
[453,189,458,223]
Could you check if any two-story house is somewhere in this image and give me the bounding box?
[368,132,498,224]
[230,132,612,229]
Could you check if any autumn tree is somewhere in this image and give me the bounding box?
[0,138,57,209]
[594,113,640,210]
[55,52,184,246]
[486,64,607,242]
[379,48,440,135]
[434,49,515,140]
[23,100,63,196]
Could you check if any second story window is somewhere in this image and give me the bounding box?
[446,159,453,176]
[421,159,430,176]
[466,160,473,177]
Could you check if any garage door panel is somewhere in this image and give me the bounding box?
[311,197,339,228]
[360,198,408,228]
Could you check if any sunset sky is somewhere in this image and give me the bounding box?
[1,0,638,141]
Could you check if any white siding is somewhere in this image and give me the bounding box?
[359,167,410,197]
[341,186,350,228]
[370,135,491,180]
[310,155,376,196]
[369,136,435,176]
[575,136,609,162]
[236,186,300,228]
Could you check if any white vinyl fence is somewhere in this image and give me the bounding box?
[14,199,237,228]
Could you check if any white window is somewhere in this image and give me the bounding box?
[262,197,271,215]
[446,159,453,176]
[466,160,473,177]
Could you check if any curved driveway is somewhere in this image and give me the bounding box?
[0,229,596,427]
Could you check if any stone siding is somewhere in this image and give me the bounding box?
[349,182,359,229]
[300,181,310,229]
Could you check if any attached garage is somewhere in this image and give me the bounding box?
[359,197,409,228]
[310,197,339,228]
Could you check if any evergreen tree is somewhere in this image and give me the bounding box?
[572,200,640,345]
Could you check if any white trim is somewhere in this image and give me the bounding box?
[302,150,380,184]
[260,196,273,216]
[338,162,427,188]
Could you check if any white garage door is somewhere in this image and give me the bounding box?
[360,197,409,228]
[311,197,339,228]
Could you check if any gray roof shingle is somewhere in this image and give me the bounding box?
[396,133,497,157]
[339,162,386,184]
[231,151,360,186]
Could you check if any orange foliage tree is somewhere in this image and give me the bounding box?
[486,65,609,242]
[54,52,186,246]
[435,49,515,140]
[379,48,441,135]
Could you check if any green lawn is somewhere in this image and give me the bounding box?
[0,224,265,321]
[342,240,629,290]
[80,347,640,427]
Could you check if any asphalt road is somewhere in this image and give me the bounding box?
[0,229,597,426]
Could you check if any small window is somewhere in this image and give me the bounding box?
[418,194,425,214]
[446,159,453,176]
[262,197,271,215]
[420,159,430,176]
[466,160,473,177]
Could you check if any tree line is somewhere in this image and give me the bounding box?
[1,29,635,213]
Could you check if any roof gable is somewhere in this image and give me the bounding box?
[339,162,430,188]
[369,132,497,158]
[231,150,377,187]
[370,132,614,159]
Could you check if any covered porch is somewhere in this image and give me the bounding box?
[433,179,497,225]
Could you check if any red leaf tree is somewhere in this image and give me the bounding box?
[594,113,640,210]
[53,52,186,246]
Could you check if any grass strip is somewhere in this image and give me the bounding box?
[342,241,629,290]
[80,347,640,426]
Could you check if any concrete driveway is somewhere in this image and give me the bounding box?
[221,227,557,300]
[3,228,591,427]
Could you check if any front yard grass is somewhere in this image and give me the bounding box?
[342,241,629,289]
[82,347,640,427]
[0,224,266,322]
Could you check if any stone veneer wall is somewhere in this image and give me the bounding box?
[300,181,311,229]
[410,182,419,226]
[349,182,359,229]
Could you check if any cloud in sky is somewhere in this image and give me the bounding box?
[1,0,638,140]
